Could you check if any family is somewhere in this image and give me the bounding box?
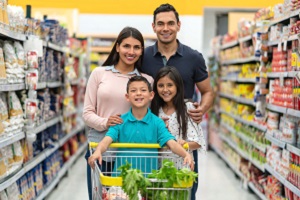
[83,3,214,200]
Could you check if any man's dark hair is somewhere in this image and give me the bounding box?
[153,3,180,23]
[126,76,152,93]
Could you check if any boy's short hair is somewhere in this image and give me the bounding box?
[127,76,152,92]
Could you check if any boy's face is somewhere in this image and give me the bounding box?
[125,81,154,108]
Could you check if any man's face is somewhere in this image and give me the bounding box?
[152,11,181,45]
[125,81,154,109]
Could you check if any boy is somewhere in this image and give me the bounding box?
[88,76,194,173]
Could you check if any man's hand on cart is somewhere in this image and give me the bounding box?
[88,151,102,169]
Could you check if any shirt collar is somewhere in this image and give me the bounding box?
[128,108,151,124]
[152,39,183,57]
[105,65,141,76]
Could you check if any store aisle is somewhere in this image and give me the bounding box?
[47,151,259,200]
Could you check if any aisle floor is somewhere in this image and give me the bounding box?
[47,150,259,200]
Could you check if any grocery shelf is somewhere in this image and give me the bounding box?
[287,144,300,157]
[236,77,257,83]
[0,83,25,91]
[0,26,26,41]
[219,134,249,160]
[268,34,299,46]
[267,104,287,114]
[268,9,300,27]
[63,110,77,118]
[70,79,80,85]
[46,116,62,128]
[267,72,288,78]
[26,123,47,135]
[47,81,62,88]
[35,142,87,200]
[265,164,300,196]
[287,108,300,118]
[220,40,239,50]
[219,92,256,106]
[210,145,246,180]
[265,133,286,148]
[221,76,237,82]
[0,132,25,149]
[238,35,252,43]
[222,56,260,65]
[58,124,85,146]
[47,42,67,53]
[248,182,267,200]
[0,168,25,192]
[249,158,265,172]
[36,82,47,90]
[0,124,86,192]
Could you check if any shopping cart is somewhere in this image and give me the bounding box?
[89,142,194,200]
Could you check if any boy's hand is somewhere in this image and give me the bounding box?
[183,153,194,171]
[187,102,203,124]
[88,151,102,169]
[106,114,122,128]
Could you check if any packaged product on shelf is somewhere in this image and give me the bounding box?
[12,140,23,165]
[33,164,44,196]
[6,181,20,200]
[2,0,9,26]
[26,170,36,199]
[8,91,24,133]
[17,175,28,200]
[0,48,6,84]
[26,51,38,69]
[0,150,8,179]
[1,144,14,167]
[25,69,38,90]
[0,190,8,200]
[7,5,25,33]
[13,42,25,68]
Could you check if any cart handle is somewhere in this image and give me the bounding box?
[89,142,189,150]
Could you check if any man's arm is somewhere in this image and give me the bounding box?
[166,140,194,170]
[188,77,214,123]
[88,136,113,169]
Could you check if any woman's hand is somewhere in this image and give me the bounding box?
[106,114,123,128]
[88,151,102,169]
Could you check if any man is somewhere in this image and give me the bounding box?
[141,3,214,200]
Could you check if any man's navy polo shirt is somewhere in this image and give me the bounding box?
[142,40,208,99]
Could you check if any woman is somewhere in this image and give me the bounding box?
[83,26,153,200]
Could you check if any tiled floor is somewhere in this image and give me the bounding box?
[47,151,259,200]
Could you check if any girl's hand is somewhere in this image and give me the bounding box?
[183,153,194,171]
[88,151,102,169]
[106,114,123,128]
[177,139,186,146]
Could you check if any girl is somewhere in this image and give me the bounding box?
[151,66,206,199]
[83,26,153,200]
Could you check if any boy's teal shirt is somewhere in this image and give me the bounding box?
[105,108,176,175]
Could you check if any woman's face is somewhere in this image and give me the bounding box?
[116,37,142,68]
[156,75,177,104]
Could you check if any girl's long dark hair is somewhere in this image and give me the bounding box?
[151,66,188,139]
[102,26,144,72]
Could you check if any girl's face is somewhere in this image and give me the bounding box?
[116,37,142,68]
[156,75,177,104]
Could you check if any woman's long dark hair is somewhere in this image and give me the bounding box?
[151,66,188,139]
[102,26,144,72]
